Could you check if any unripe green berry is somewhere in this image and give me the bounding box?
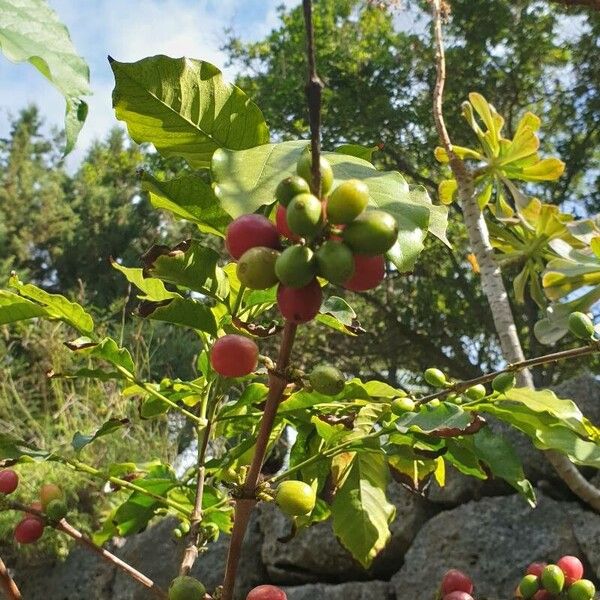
[327,179,369,224]
[424,368,447,388]
[236,247,280,290]
[519,574,540,599]
[45,499,67,522]
[286,193,323,237]
[568,312,595,340]
[492,372,516,394]
[276,480,315,516]
[342,210,398,255]
[541,564,565,595]
[297,154,334,196]
[391,397,416,416]
[568,579,596,600]
[315,241,355,285]
[276,175,311,207]
[427,399,441,408]
[275,245,316,288]
[464,384,487,401]
[168,576,205,600]
[309,364,345,396]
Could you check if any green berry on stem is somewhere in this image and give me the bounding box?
[464,384,487,401]
[225,214,280,260]
[344,254,385,291]
[236,246,280,290]
[210,335,259,378]
[296,153,334,196]
[391,397,416,416]
[315,241,355,285]
[568,312,595,340]
[275,245,316,288]
[275,480,315,516]
[309,364,345,396]
[492,372,516,393]
[327,179,369,224]
[45,499,68,521]
[276,175,311,207]
[168,576,206,600]
[424,367,447,387]
[519,575,540,599]
[286,193,323,237]
[40,483,63,510]
[0,469,19,494]
[541,564,565,595]
[277,279,322,324]
[568,580,596,600]
[342,210,398,255]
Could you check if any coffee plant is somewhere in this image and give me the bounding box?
[1,0,600,599]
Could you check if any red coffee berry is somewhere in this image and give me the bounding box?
[246,584,287,600]
[343,254,385,292]
[277,279,322,324]
[532,590,554,600]
[557,556,584,585]
[527,563,547,578]
[225,215,280,260]
[275,205,300,241]
[441,569,474,595]
[0,469,18,494]
[443,593,474,600]
[210,335,259,377]
[14,518,44,544]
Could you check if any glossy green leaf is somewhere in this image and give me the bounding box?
[331,450,395,568]
[72,418,129,451]
[143,240,229,301]
[111,262,178,302]
[139,297,217,336]
[8,275,94,334]
[394,402,472,434]
[0,433,51,463]
[0,290,48,324]
[335,144,378,162]
[141,171,232,237]
[111,56,269,168]
[316,296,363,336]
[65,336,135,374]
[0,0,90,153]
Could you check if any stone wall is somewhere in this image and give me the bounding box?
[6,375,600,600]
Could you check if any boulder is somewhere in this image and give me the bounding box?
[391,492,599,600]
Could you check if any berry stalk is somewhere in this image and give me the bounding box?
[0,555,22,600]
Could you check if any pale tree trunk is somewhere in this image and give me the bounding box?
[430,0,600,510]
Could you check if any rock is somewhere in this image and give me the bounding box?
[283,581,392,600]
[15,546,115,600]
[261,481,430,583]
[114,516,266,600]
[391,492,599,600]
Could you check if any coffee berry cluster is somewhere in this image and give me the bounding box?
[0,469,68,544]
[516,557,596,600]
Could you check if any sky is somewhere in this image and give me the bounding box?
[0,0,300,166]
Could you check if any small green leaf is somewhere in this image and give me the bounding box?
[0,433,50,463]
[65,337,135,374]
[140,171,231,237]
[0,0,90,153]
[111,56,269,168]
[331,451,395,569]
[72,418,130,452]
[111,261,179,302]
[395,402,472,434]
[0,290,49,324]
[139,297,217,336]
[335,144,378,162]
[316,296,364,336]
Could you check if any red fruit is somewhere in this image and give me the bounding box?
[443,593,474,600]
[532,591,554,600]
[246,584,287,600]
[557,555,584,585]
[275,205,300,241]
[0,469,18,494]
[210,335,259,377]
[441,569,474,595]
[225,215,280,259]
[14,518,44,544]
[277,280,322,324]
[527,563,548,578]
[343,254,385,292]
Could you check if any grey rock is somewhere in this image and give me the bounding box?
[261,481,430,584]
[283,581,392,600]
[391,492,598,600]
[114,515,265,600]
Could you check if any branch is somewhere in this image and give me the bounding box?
[4,501,167,599]
[429,0,600,512]
[0,556,21,600]
[220,323,298,600]
[303,0,324,196]
[549,0,600,9]
[416,342,600,405]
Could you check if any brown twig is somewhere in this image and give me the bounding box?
[179,417,212,576]
[303,0,324,197]
[220,323,298,600]
[416,342,600,405]
[0,555,21,600]
[4,502,167,599]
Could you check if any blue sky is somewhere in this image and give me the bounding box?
[0,0,299,165]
